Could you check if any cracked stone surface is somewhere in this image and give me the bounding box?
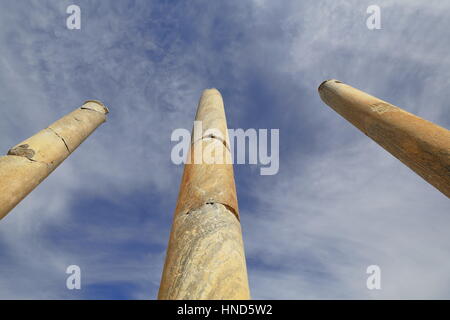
[319,79,450,198]
[191,89,231,149]
[7,144,35,160]
[159,89,250,300]
[176,138,239,220]
[0,101,108,219]
[158,203,249,300]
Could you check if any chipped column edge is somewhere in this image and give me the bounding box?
[318,79,339,107]
[318,79,343,92]
[174,163,240,220]
[220,202,240,221]
[7,144,36,160]
[174,178,240,221]
[191,134,232,154]
[181,201,240,222]
[159,201,250,300]
[51,100,110,153]
[81,100,110,116]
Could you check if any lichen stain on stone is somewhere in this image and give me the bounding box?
[7,144,35,160]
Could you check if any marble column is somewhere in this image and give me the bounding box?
[158,89,250,299]
[319,79,450,197]
[0,101,109,219]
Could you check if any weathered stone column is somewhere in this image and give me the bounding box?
[158,89,250,300]
[318,79,450,198]
[0,101,109,220]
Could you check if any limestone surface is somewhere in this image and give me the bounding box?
[319,79,450,198]
[0,101,109,219]
[158,89,250,300]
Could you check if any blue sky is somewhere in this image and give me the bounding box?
[0,0,449,299]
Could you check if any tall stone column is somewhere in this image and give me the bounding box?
[0,101,109,220]
[158,89,250,300]
[318,79,450,198]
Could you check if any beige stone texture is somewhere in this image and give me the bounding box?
[177,138,239,220]
[192,89,231,148]
[158,89,250,300]
[0,101,108,220]
[319,79,450,198]
[158,203,249,299]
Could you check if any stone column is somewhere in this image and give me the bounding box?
[318,79,450,197]
[158,89,250,300]
[0,101,109,220]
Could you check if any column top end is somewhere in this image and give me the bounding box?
[318,79,344,91]
[82,100,110,115]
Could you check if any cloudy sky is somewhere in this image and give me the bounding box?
[0,0,449,299]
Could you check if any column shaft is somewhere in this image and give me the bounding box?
[0,101,109,219]
[158,89,250,299]
[318,79,450,197]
